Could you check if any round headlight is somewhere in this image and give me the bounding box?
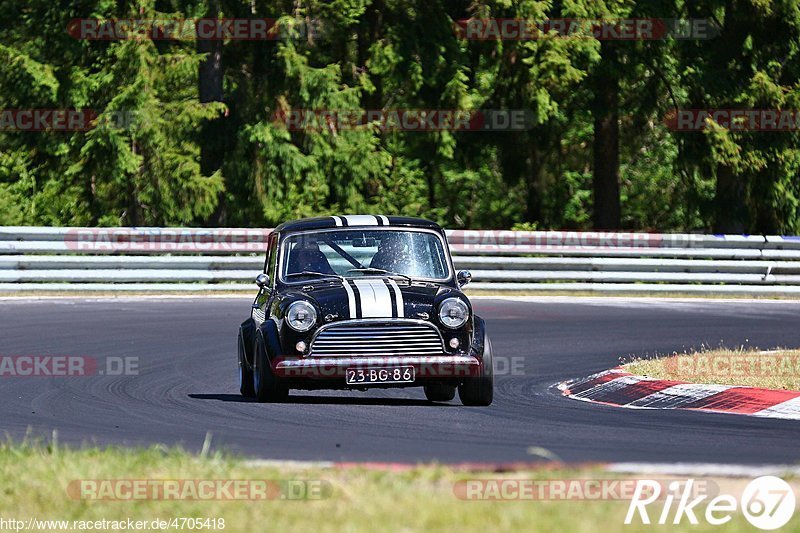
[438,298,469,329]
[286,300,317,332]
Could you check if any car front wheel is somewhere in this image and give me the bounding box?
[458,335,494,406]
[253,333,289,403]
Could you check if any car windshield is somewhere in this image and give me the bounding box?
[280,229,450,282]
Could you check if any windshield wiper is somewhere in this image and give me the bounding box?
[347,268,413,284]
[286,271,343,281]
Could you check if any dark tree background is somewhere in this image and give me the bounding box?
[0,0,799,233]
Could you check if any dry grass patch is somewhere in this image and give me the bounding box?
[624,348,800,390]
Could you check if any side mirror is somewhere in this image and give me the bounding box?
[456,270,472,288]
[255,273,270,288]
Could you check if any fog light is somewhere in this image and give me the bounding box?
[449,338,460,349]
[295,341,307,353]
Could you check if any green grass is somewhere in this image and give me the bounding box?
[0,441,796,532]
[624,348,800,390]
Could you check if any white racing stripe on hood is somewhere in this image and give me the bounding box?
[342,279,357,318]
[387,279,404,317]
[353,279,393,317]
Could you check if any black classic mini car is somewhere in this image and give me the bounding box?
[237,215,493,405]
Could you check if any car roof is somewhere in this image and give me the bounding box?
[274,215,443,233]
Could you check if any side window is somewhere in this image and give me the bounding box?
[262,234,272,273]
[266,234,278,287]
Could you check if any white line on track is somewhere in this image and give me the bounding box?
[607,462,800,478]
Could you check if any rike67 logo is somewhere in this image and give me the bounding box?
[626,476,796,530]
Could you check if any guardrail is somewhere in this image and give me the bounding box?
[1,227,799,295]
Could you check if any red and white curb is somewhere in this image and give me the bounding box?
[558,368,800,420]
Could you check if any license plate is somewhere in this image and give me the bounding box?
[345,366,415,385]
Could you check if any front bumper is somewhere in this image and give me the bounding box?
[272,354,481,381]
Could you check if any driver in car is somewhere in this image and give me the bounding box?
[287,239,335,275]
[369,235,412,274]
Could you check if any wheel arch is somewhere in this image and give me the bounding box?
[256,319,283,365]
[469,315,488,361]
[239,318,256,368]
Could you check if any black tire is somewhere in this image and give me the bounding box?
[238,329,255,398]
[424,384,456,402]
[253,332,289,403]
[458,335,494,406]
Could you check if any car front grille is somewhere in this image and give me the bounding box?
[309,320,444,357]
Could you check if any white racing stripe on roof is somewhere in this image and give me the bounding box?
[353,279,393,317]
[343,215,380,226]
[331,216,343,227]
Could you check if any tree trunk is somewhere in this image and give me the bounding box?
[713,163,747,233]
[592,40,621,230]
[198,0,225,225]
[710,1,749,234]
[526,141,542,223]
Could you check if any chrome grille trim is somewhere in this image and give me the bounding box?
[309,319,444,357]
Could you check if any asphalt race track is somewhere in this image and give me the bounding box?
[1,296,799,465]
